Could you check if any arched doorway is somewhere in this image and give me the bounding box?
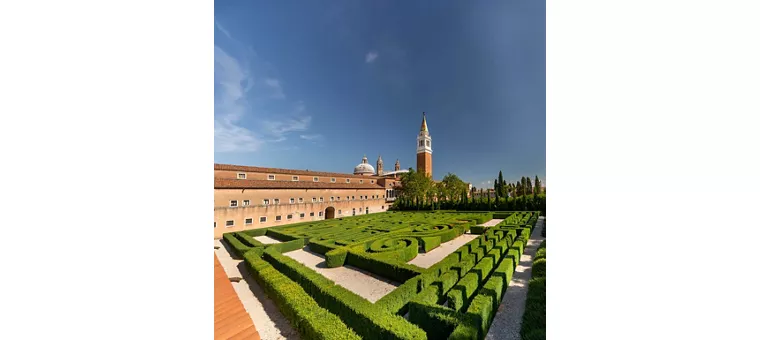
[324,206,335,219]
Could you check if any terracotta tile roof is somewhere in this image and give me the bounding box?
[215,254,259,340]
[215,178,385,190]
[215,163,382,179]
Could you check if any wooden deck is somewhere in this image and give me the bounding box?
[215,254,260,340]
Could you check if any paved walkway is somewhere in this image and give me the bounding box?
[485,217,545,340]
[478,218,504,227]
[215,239,301,340]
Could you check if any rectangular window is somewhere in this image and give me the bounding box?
[214,222,216,228]
[268,174,275,180]
[292,176,299,181]
[276,215,282,221]
[290,198,295,204]
[245,218,253,225]
[319,211,323,217]
[337,196,341,201]
[274,198,280,205]
[319,197,324,202]
[346,178,350,183]
[352,196,355,200]
[330,196,334,201]
[287,214,293,220]
[263,199,270,205]
[243,200,250,206]
[298,197,304,203]
[338,210,341,214]
[225,220,234,227]
[230,200,238,207]
[382,206,384,209]
[310,212,314,217]
[237,173,246,179]
[313,177,319,182]
[331,178,336,183]
[300,213,305,218]
[312,197,316,202]
[360,180,364,184]
[371,180,374,184]
[259,216,267,223]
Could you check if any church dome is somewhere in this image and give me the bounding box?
[353,155,376,175]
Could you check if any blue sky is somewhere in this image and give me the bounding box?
[214,1,545,188]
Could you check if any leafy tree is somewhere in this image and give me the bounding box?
[534,175,542,195]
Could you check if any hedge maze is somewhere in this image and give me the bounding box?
[222,210,541,340]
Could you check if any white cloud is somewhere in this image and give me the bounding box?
[214,45,262,152]
[262,116,312,142]
[365,51,378,63]
[300,134,323,141]
[214,19,232,40]
[264,78,285,99]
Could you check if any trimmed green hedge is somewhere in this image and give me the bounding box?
[447,272,479,312]
[520,277,546,340]
[325,247,349,267]
[470,225,487,234]
[408,302,463,339]
[262,249,426,340]
[466,294,495,339]
[420,236,442,253]
[235,232,266,247]
[532,259,546,278]
[267,238,306,253]
[375,275,424,315]
[222,233,251,259]
[447,319,479,340]
[242,252,361,340]
[241,228,268,237]
[345,252,423,283]
[308,240,337,255]
[265,228,302,242]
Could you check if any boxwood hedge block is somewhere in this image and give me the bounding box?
[375,275,424,315]
[308,240,337,255]
[266,238,305,253]
[408,302,462,339]
[447,318,479,340]
[420,236,442,253]
[222,232,251,259]
[466,294,495,339]
[447,272,479,312]
[325,247,349,267]
[470,225,487,234]
[241,228,268,237]
[532,259,546,278]
[345,252,423,283]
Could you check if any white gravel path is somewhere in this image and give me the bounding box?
[285,248,400,303]
[215,239,301,340]
[478,218,505,227]
[254,235,282,244]
[407,234,479,268]
[485,217,545,340]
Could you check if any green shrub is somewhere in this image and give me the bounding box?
[471,256,495,283]
[265,228,302,241]
[520,277,546,340]
[367,237,419,262]
[309,240,337,255]
[235,232,266,247]
[242,252,361,340]
[447,272,479,312]
[345,252,423,283]
[470,225,487,234]
[326,247,349,267]
[532,259,546,278]
[466,294,495,338]
[420,236,442,253]
[507,248,521,267]
[447,318,479,340]
[522,329,546,340]
[266,238,305,253]
[450,255,476,280]
[512,239,525,255]
[375,276,424,315]
[222,232,251,259]
[408,302,462,339]
[433,270,459,296]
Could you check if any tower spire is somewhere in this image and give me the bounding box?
[420,112,428,133]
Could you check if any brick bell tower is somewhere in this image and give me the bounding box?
[416,112,432,178]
